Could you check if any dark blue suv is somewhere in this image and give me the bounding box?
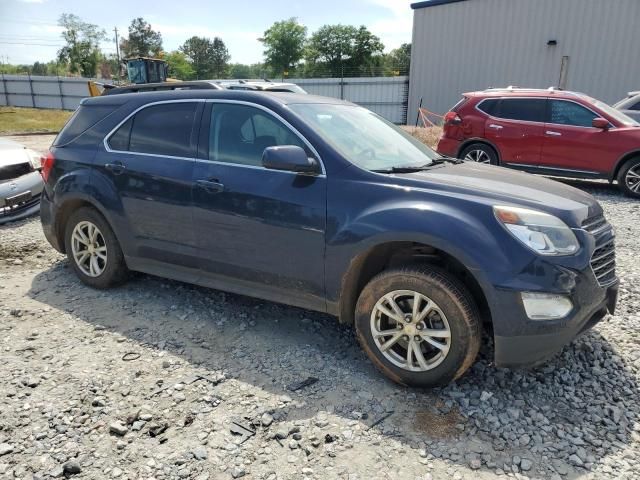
[40,90,619,387]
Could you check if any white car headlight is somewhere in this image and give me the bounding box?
[25,149,42,171]
[494,205,579,256]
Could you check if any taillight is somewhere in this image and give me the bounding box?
[40,151,55,182]
[444,111,462,125]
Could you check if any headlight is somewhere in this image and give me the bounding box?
[25,149,42,171]
[494,205,579,256]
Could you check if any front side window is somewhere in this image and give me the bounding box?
[289,103,439,171]
[548,100,597,127]
[495,99,546,122]
[108,102,197,157]
[209,104,306,166]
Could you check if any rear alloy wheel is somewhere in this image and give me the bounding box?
[617,158,640,198]
[459,143,499,165]
[355,267,481,388]
[64,207,128,288]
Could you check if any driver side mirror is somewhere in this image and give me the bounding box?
[592,117,610,130]
[262,146,320,174]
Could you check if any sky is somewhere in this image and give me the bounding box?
[0,0,414,66]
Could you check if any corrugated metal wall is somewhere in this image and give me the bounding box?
[408,0,640,119]
[289,76,410,124]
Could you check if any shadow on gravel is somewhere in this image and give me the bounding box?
[29,263,639,477]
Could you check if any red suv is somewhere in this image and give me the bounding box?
[437,87,640,198]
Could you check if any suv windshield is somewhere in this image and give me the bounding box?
[289,104,439,171]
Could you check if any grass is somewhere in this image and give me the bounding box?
[0,106,73,134]
[401,125,443,149]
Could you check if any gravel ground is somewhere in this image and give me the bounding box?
[0,137,639,480]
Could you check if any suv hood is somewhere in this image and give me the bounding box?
[402,162,602,225]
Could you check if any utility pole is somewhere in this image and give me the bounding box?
[114,27,121,83]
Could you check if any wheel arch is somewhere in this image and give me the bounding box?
[337,240,493,331]
[610,150,640,182]
[53,194,115,254]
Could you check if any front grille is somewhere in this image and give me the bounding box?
[0,194,40,218]
[582,215,608,235]
[0,162,33,181]
[583,215,617,287]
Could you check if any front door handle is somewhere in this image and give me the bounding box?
[488,124,503,130]
[105,161,126,175]
[196,179,225,193]
[546,130,562,136]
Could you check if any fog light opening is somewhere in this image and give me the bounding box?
[521,292,573,320]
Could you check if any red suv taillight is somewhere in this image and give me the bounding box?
[444,111,462,125]
[40,151,55,182]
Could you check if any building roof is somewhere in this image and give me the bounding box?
[411,0,470,9]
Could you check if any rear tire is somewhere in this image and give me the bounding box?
[64,207,128,288]
[459,143,499,165]
[617,157,640,198]
[354,266,481,388]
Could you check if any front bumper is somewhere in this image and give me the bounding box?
[494,282,618,368]
[0,171,43,224]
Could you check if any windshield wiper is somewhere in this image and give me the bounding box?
[371,165,432,174]
[371,157,463,174]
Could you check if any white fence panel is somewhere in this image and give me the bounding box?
[1,75,410,123]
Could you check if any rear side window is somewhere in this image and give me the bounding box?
[548,100,597,127]
[108,103,197,157]
[54,105,115,146]
[630,100,640,111]
[477,99,499,116]
[495,99,546,122]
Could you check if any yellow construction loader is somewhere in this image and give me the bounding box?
[88,57,179,96]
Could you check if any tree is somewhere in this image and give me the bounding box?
[180,36,229,79]
[31,61,48,76]
[305,24,383,76]
[120,17,163,58]
[57,13,107,77]
[260,18,306,76]
[165,51,195,80]
[386,43,411,73]
[210,37,230,78]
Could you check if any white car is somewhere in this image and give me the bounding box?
[0,138,43,224]
[220,80,307,94]
[614,91,640,122]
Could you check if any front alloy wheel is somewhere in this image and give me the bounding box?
[370,290,451,372]
[624,164,640,195]
[355,267,481,388]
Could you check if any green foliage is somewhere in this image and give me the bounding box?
[31,62,48,76]
[57,13,107,77]
[305,24,384,76]
[180,36,230,79]
[165,51,195,80]
[386,43,411,73]
[211,37,231,78]
[121,18,163,58]
[260,18,307,76]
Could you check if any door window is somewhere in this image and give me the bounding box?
[548,100,597,127]
[494,98,546,122]
[209,103,307,166]
[108,102,197,157]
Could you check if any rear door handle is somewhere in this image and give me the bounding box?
[489,124,503,130]
[196,179,225,193]
[546,130,562,136]
[105,161,126,175]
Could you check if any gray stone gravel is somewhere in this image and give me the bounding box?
[0,170,639,479]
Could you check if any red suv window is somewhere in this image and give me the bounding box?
[479,98,546,122]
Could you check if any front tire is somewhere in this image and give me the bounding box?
[617,157,640,198]
[64,207,128,288]
[459,143,499,165]
[355,267,481,388]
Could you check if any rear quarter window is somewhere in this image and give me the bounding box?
[53,105,116,146]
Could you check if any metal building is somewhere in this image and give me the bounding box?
[408,0,640,121]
